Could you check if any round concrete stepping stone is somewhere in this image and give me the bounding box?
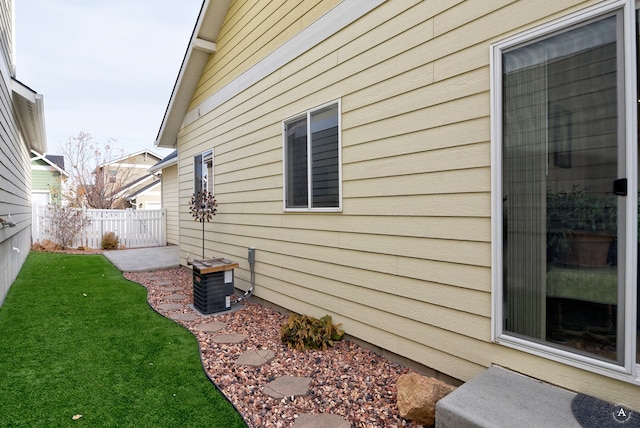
[263,376,312,399]
[236,349,275,367]
[293,414,350,428]
[195,321,226,332]
[171,313,199,321]
[158,303,183,310]
[165,294,187,301]
[213,333,247,344]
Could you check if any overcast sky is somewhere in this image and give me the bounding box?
[15,0,203,158]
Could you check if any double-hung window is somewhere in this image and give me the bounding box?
[194,149,214,195]
[492,0,639,380]
[283,101,341,211]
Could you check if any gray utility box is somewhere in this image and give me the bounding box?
[192,258,239,314]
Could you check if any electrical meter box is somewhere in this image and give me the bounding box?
[191,258,239,314]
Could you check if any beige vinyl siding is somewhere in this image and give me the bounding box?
[189,0,341,108]
[162,164,179,245]
[175,0,639,408]
[0,0,32,306]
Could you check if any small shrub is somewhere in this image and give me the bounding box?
[281,313,344,351]
[101,232,120,250]
[42,205,91,249]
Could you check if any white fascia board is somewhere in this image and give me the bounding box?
[148,157,178,174]
[182,0,386,128]
[30,150,69,177]
[193,37,217,53]
[155,0,230,148]
[11,78,47,153]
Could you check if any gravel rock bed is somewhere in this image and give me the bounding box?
[125,267,423,428]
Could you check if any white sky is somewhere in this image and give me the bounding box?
[15,0,203,159]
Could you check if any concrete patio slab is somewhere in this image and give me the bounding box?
[103,245,179,272]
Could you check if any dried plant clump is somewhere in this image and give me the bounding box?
[281,313,344,351]
[100,232,120,250]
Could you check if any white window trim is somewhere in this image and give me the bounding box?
[282,99,342,213]
[490,0,640,384]
[194,148,214,195]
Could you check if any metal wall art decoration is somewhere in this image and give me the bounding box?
[189,191,218,259]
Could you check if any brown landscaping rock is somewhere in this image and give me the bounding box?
[396,373,456,426]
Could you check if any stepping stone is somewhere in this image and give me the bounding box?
[171,313,199,321]
[153,281,174,286]
[263,376,312,399]
[159,286,183,292]
[165,294,187,301]
[158,303,183,310]
[213,333,247,344]
[139,274,162,281]
[236,349,275,367]
[293,414,350,428]
[195,321,226,332]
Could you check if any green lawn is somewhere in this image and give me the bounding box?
[0,252,246,428]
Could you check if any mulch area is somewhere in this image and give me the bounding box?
[125,266,424,428]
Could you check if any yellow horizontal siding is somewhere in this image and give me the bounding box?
[190,0,341,108]
[162,165,179,245]
[173,0,640,407]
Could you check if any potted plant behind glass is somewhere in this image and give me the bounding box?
[547,183,617,267]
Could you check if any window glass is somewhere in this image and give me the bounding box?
[501,14,623,363]
[285,117,308,208]
[284,102,340,210]
[193,153,203,193]
[310,104,339,208]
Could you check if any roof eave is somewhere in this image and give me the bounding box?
[155,0,231,149]
[12,78,47,153]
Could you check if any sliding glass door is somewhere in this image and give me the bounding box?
[500,11,628,365]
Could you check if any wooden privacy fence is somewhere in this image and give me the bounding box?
[33,206,167,249]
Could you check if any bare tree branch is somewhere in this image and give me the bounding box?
[60,132,138,209]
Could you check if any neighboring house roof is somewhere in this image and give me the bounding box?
[46,155,65,171]
[99,149,163,169]
[115,170,160,199]
[12,78,46,153]
[148,149,178,174]
[30,151,69,177]
[125,179,161,202]
[155,0,230,148]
